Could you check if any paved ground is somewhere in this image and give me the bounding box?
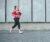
[0,30,50,42]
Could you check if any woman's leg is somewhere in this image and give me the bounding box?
[17,18,23,33]
[12,21,17,28]
[18,19,20,29]
[10,18,18,32]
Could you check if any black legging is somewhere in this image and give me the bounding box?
[12,18,20,29]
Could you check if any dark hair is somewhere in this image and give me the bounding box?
[14,6,17,10]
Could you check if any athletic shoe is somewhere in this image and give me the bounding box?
[19,31,23,34]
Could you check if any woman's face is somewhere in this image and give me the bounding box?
[16,7,18,11]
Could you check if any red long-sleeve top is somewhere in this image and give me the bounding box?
[12,8,21,19]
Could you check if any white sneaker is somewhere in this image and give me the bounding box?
[19,31,23,34]
[10,28,12,32]
[10,28,13,32]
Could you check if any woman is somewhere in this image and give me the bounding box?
[10,6,23,33]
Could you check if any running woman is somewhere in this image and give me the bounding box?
[10,6,23,33]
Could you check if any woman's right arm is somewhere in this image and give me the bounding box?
[12,11,16,18]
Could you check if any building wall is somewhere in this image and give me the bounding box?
[0,0,50,22]
[33,0,45,22]
[0,0,5,22]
